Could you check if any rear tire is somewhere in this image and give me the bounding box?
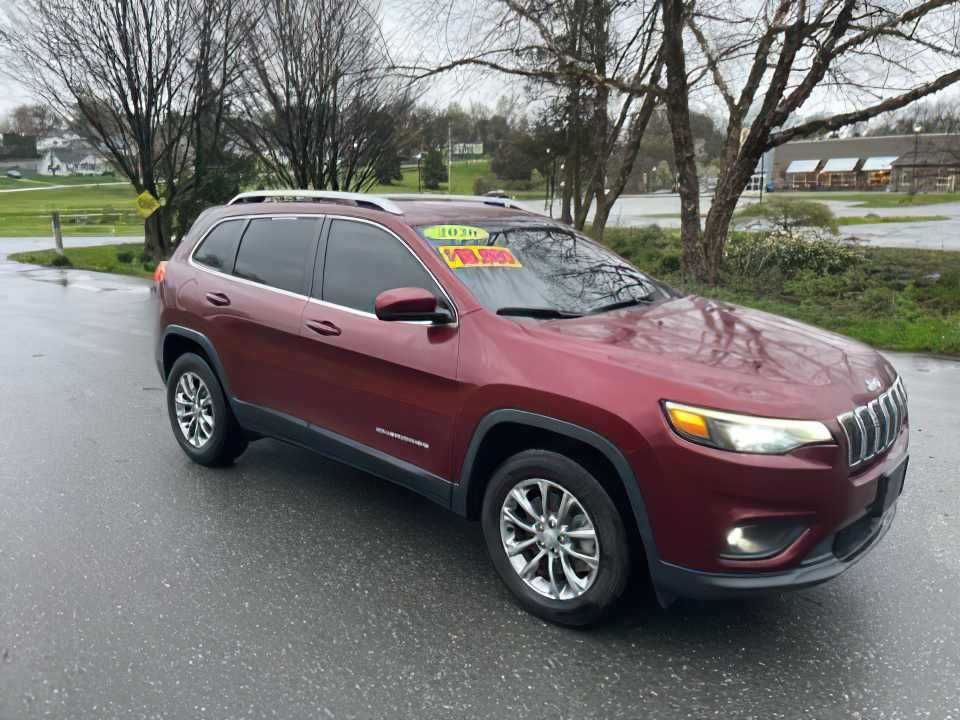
[481,449,631,626]
[166,353,247,466]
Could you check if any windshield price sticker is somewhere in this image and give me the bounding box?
[423,225,490,242]
[439,245,522,269]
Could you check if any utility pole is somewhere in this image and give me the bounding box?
[759,153,765,204]
[912,123,923,194]
[51,212,63,255]
[448,123,453,195]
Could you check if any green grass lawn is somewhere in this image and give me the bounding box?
[0,182,141,237]
[8,243,154,278]
[604,226,960,356]
[836,214,949,226]
[774,191,960,208]
[370,159,547,199]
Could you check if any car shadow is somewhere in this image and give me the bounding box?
[185,437,864,660]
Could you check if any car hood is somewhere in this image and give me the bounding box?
[524,295,897,416]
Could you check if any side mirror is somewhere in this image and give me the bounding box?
[375,287,452,324]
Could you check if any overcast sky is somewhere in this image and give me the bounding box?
[2,0,957,129]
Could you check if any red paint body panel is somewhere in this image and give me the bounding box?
[297,301,463,478]
[157,199,908,583]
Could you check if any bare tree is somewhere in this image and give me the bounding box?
[660,0,960,282]
[234,0,413,191]
[397,0,663,237]
[0,0,247,259]
[6,103,62,137]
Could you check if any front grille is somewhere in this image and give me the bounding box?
[837,378,908,468]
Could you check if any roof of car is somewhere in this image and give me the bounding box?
[220,190,538,227]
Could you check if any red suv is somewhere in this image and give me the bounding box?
[155,191,908,625]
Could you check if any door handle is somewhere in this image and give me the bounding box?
[306,320,342,337]
[205,292,231,307]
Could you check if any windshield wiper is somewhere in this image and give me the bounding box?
[587,296,655,315]
[496,306,582,319]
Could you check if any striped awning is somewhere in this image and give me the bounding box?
[785,159,820,173]
[820,157,859,173]
[861,156,898,172]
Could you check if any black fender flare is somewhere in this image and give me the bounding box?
[451,409,661,566]
[159,325,233,398]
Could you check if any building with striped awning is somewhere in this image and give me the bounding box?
[767,134,960,191]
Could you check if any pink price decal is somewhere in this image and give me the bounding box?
[439,245,522,269]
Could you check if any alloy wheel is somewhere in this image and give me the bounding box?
[499,478,600,600]
[174,371,215,448]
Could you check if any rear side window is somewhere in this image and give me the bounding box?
[321,219,444,313]
[234,217,320,294]
[193,220,244,272]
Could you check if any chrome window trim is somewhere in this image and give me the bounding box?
[188,214,320,301]
[321,214,459,325]
[188,213,460,327]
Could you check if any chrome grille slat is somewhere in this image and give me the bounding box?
[872,399,888,448]
[837,378,908,469]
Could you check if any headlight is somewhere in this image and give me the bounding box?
[664,401,833,454]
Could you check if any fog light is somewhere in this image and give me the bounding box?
[721,520,805,560]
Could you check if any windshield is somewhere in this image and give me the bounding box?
[418,221,676,316]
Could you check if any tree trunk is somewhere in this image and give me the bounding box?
[661,0,706,281]
[143,209,171,261]
[591,191,611,238]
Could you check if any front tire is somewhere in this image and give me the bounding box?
[166,353,247,466]
[481,450,631,626]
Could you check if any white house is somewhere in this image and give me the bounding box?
[37,140,109,176]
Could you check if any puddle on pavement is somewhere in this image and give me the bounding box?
[15,266,149,294]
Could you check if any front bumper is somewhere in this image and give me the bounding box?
[651,500,898,600]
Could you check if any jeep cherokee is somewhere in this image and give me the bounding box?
[155,190,908,626]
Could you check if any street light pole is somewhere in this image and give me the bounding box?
[759,153,765,204]
[912,123,923,194]
[544,148,551,212]
[416,153,422,193]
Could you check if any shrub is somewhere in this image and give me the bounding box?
[725,229,862,278]
[143,260,158,273]
[473,176,493,195]
[490,139,537,181]
[50,254,72,267]
[655,252,682,276]
[116,250,134,263]
[421,149,447,190]
[736,197,839,235]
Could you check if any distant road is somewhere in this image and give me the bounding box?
[0,181,129,194]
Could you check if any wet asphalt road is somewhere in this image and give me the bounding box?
[1,243,959,720]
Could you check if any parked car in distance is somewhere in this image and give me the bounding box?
[155,190,908,626]
[5,169,22,179]
[483,189,510,198]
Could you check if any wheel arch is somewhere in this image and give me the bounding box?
[452,410,660,569]
[161,325,232,397]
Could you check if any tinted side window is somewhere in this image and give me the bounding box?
[322,220,444,313]
[193,220,244,272]
[234,217,320,294]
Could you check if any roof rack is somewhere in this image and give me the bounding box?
[384,193,527,210]
[227,190,403,215]
[226,190,529,214]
